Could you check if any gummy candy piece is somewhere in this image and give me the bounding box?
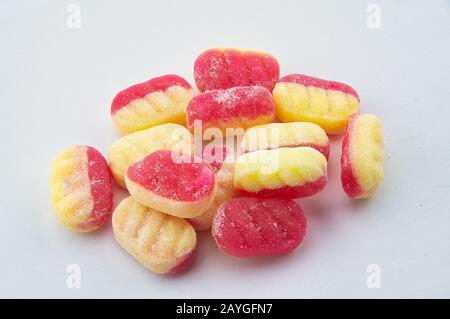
[212,197,307,257]
[234,147,327,198]
[187,145,236,231]
[241,122,330,159]
[125,150,216,218]
[341,114,384,199]
[112,197,196,274]
[194,48,280,92]
[108,123,193,187]
[111,74,194,134]
[186,86,275,135]
[273,74,360,134]
[50,146,113,232]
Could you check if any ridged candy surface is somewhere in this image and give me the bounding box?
[341,114,384,199]
[234,147,327,198]
[273,74,360,134]
[112,197,197,274]
[194,48,280,92]
[111,74,194,134]
[212,197,307,257]
[50,146,113,232]
[186,86,275,135]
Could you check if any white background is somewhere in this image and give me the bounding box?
[0,0,449,298]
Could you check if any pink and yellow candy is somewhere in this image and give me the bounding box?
[341,114,384,199]
[234,147,327,198]
[112,197,196,274]
[50,146,113,232]
[273,74,360,134]
[111,74,194,134]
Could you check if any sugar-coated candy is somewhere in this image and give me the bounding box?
[273,74,360,134]
[125,150,216,218]
[212,197,307,257]
[241,122,330,159]
[194,48,280,92]
[50,146,113,232]
[341,114,384,199]
[108,123,193,187]
[111,74,194,134]
[187,145,236,231]
[234,147,327,198]
[186,86,275,135]
[112,197,196,274]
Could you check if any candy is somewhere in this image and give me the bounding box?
[273,74,360,134]
[125,150,216,218]
[112,197,196,274]
[341,114,384,199]
[234,147,327,198]
[108,123,193,187]
[50,146,113,232]
[187,145,236,231]
[186,86,275,135]
[241,122,330,159]
[111,74,194,134]
[194,48,280,92]
[212,197,307,257]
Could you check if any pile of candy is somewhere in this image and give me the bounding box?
[50,48,384,275]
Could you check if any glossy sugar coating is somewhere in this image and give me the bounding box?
[186,86,275,135]
[241,122,330,159]
[125,150,216,218]
[194,48,280,92]
[111,74,194,134]
[187,145,237,231]
[108,123,193,187]
[273,74,360,134]
[112,197,197,274]
[212,197,307,257]
[341,114,384,199]
[50,146,113,232]
[234,147,327,198]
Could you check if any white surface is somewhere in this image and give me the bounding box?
[0,0,449,298]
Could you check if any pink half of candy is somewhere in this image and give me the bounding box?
[341,118,363,197]
[51,145,113,232]
[82,147,114,230]
[212,197,308,257]
[186,86,275,133]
